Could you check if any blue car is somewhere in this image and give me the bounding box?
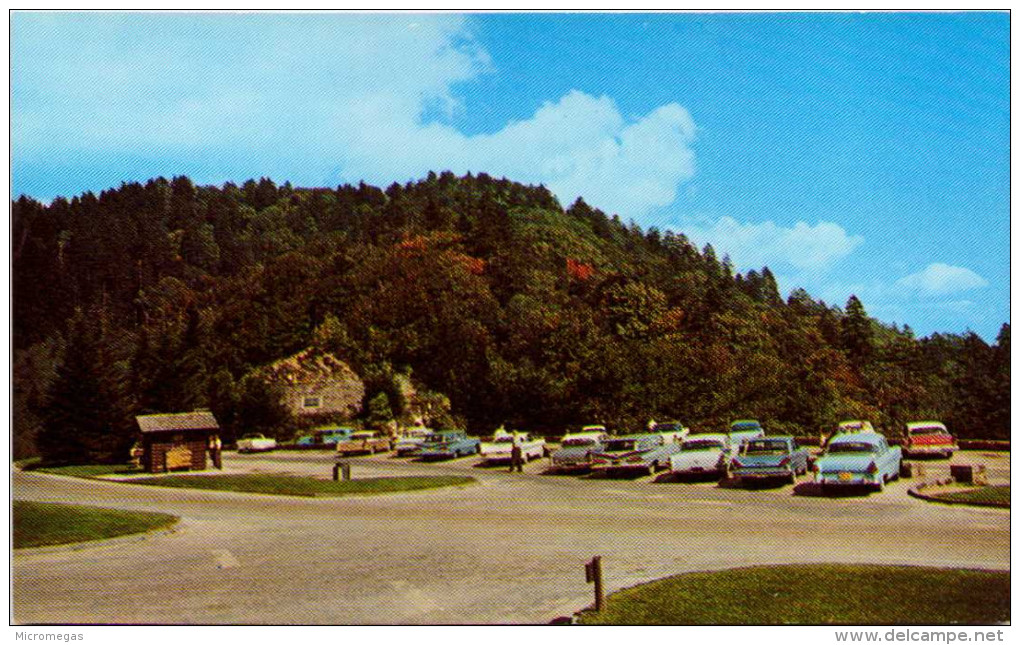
[417,431,481,460]
[731,436,810,485]
[296,427,355,448]
[813,432,902,492]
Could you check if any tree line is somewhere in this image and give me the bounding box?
[12,172,1009,463]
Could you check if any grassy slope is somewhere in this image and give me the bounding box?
[934,485,1010,507]
[578,564,1010,625]
[13,501,178,549]
[123,473,476,497]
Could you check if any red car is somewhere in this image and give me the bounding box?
[902,421,957,459]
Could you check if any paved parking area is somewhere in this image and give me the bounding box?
[12,450,1010,624]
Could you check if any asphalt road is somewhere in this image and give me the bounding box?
[12,450,1010,624]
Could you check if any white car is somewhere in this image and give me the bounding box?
[549,430,607,471]
[824,420,877,447]
[479,430,546,463]
[670,433,732,478]
[650,420,689,444]
[728,420,766,453]
[236,433,277,453]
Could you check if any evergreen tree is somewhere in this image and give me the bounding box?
[172,304,210,411]
[235,374,291,439]
[840,295,874,368]
[37,309,132,464]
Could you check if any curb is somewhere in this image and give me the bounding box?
[908,480,1010,508]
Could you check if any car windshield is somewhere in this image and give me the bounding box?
[838,422,871,432]
[493,436,515,443]
[603,440,636,451]
[652,423,680,432]
[910,426,947,435]
[425,434,448,443]
[683,440,723,451]
[827,442,876,454]
[731,422,760,431]
[563,438,596,447]
[744,440,788,454]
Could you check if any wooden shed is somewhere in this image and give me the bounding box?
[136,411,220,474]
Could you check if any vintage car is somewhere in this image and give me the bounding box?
[335,431,393,456]
[296,426,355,448]
[394,428,433,457]
[838,420,875,433]
[236,433,277,453]
[417,431,481,460]
[822,419,877,447]
[730,436,810,484]
[549,430,607,472]
[649,420,689,444]
[728,420,766,453]
[590,433,681,476]
[813,431,902,492]
[479,430,546,464]
[669,433,732,478]
[902,421,957,459]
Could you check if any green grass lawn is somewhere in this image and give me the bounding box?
[578,564,1010,625]
[933,485,1010,507]
[123,473,476,497]
[13,501,178,549]
[24,462,143,478]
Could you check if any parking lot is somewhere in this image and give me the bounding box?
[12,449,1011,624]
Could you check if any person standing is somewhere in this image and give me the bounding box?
[510,442,524,473]
[209,434,223,469]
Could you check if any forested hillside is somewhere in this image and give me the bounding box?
[12,172,1009,461]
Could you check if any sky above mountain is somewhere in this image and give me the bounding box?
[11,12,1009,339]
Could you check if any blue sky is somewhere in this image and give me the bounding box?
[11,12,1009,340]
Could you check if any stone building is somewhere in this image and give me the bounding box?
[258,349,365,423]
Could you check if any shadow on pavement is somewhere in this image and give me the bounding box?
[654,471,726,484]
[794,481,875,497]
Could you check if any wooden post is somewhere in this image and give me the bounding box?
[585,556,605,612]
[333,461,352,481]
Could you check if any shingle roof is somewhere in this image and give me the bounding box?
[136,411,220,433]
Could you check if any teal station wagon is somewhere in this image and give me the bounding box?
[731,436,809,484]
[417,431,481,460]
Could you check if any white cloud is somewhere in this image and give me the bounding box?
[13,14,698,216]
[337,91,697,218]
[678,216,864,272]
[896,263,989,295]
